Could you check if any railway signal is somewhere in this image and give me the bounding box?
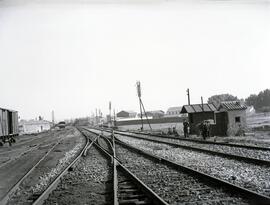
[136,81,152,131]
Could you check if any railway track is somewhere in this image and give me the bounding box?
[32,127,168,204]
[128,130,270,150]
[112,130,270,166]
[0,140,63,205]
[83,127,270,205]
[1,129,87,205]
[31,131,90,205]
[79,128,168,205]
[109,131,270,197]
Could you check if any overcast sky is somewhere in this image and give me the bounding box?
[0,0,269,121]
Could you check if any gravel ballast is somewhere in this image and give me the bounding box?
[117,135,270,197]
[44,145,113,205]
[126,132,270,161]
[116,143,249,205]
[6,128,85,205]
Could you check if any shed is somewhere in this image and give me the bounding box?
[216,101,247,136]
[116,110,137,118]
[166,106,182,116]
[138,110,165,119]
[180,104,217,134]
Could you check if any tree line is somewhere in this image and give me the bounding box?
[207,89,270,112]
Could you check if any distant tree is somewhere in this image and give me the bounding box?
[207,94,239,107]
[245,94,257,107]
[245,89,270,112]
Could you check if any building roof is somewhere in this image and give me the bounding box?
[146,110,164,114]
[180,104,217,114]
[0,107,18,112]
[219,101,247,111]
[167,106,182,112]
[117,110,137,114]
[20,120,52,125]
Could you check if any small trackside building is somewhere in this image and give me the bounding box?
[19,119,52,134]
[138,110,165,119]
[216,101,247,136]
[116,110,137,118]
[180,103,217,135]
[166,106,182,117]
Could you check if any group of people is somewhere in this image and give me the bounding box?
[199,121,211,140]
[167,127,179,136]
[182,120,211,140]
[164,119,211,140]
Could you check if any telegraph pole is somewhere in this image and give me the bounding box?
[201,96,204,112]
[187,88,190,105]
[95,108,98,125]
[113,109,116,127]
[109,101,112,128]
[51,110,55,126]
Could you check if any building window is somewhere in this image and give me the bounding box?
[235,117,241,123]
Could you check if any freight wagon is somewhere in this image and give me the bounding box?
[0,107,19,146]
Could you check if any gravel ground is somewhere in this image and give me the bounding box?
[116,135,270,197]
[44,145,113,205]
[116,143,249,205]
[6,128,85,205]
[126,133,270,161]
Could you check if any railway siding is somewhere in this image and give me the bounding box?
[4,128,85,205]
[84,128,270,204]
[115,143,248,205]
[116,134,270,197]
[43,145,113,205]
[120,131,270,162]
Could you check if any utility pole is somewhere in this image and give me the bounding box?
[51,110,55,126]
[109,101,112,128]
[95,108,98,125]
[113,109,116,127]
[201,96,204,112]
[136,81,152,131]
[187,88,190,105]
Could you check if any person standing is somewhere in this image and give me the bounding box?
[202,121,208,140]
[183,120,189,138]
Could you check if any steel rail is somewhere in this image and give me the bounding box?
[32,130,90,205]
[83,134,99,156]
[80,128,169,205]
[114,137,270,205]
[122,129,270,151]
[111,130,270,166]
[96,127,270,151]
[112,132,119,205]
[0,139,63,205]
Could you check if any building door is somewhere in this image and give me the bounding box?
[215,112,228,136]
[7,111,13,134]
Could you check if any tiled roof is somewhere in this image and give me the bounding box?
[180,104,217,113]
[219,101,247,111]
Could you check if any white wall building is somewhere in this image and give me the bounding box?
[19,119,52,134]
